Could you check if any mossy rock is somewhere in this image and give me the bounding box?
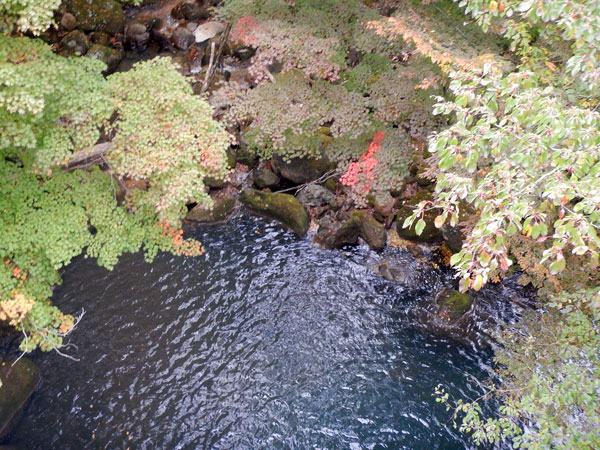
[441,201,478,253]
[85,44,123,72]
[253,169,280,189]
[0,358,41,440]
[59,29,89,55]
[435,288,473,323]
[65,0,124,35]
[204,175,228,189]
[334,210,386,250]
[323,178,337,192]
[185,197,235,223]
[396,190,442,242]
[240,188,309,237]
[271,152,335,185]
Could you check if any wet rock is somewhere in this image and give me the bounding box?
[334,210,386,250]
[60,12,77,31]
[90,31,111,46]
[369,191,394,222]
[86,44,123,72]
[204,174,228,189]
[236,144,258,167]
[253,169,280,190]
[240,188,309,237]
[125,22,150,51]
[150,19,172,49]
[234,46,255,62]
[65,0,124,35]
[296,184,334,208]
[172,26,195,50]
[225,147,237,169]
[193,21,226,44]
[186,197,235,223]
[395,190,442,242]
[0,358,41,440]
[172,2,209,21]
[271,153,335,185]
[435,289,473,323]
[59,30,89,55]
[441,202,477,253]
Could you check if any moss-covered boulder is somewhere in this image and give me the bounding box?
[333,210,386,250]
[435,288,473,323]
[85,44,123,72]
[0,358,41,440]
[253,169,280,189]
[240,188,309,236]
[185,197,235,223]
[395,190,442,242]
[271,153,335,185]
[65,0,124,35]
[59,30,89,55]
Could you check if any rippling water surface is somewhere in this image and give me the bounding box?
[10,215,498,449]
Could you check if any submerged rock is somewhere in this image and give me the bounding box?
[271,153,335,185]
[240,188,309,236]
[0,358,41,440]
[435,289,473,323]
[395,190,442,242]
[171,2,209,21]
[186,197,236,223]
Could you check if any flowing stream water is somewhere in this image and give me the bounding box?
[8,215,507,449]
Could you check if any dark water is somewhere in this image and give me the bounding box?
[9,215,501,449]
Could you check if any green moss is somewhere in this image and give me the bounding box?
[240,188,309,236]
[396,190,442,242]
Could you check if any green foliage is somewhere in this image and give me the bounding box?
[0,35,112,171]
[1,35,229,352]
[0,162,176,352]
[107,58,231,224]
[437,289,600,449]
[0,0,60,33]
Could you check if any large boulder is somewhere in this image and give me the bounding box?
[186,197,236,223]
[65,0,124,35]
[0,358,41,440]
[271,153,335,185]
[395,190,442,242]
[240,188,309,237]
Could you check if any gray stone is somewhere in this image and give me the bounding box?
[193,21,226,44]
[172,26,195,50]
[253,169,280,189]
[60,30,89,55]
[85,44,123,72]
[60,12,77,31]
[296,184,335,208]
